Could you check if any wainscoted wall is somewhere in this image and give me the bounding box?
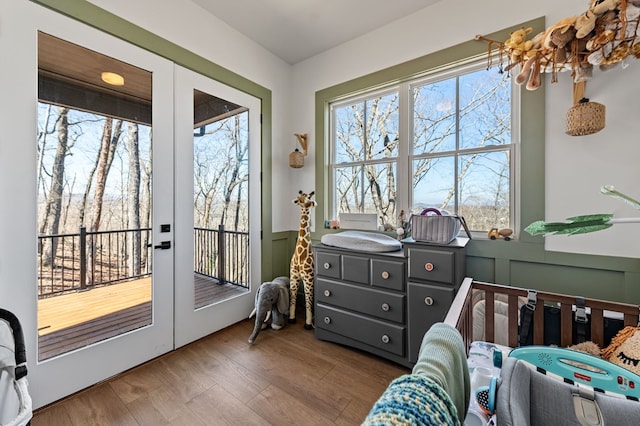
[271,232,640,305]
[466,240,640,304]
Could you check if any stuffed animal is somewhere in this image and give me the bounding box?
[248,276,290,344]
[567,326,640,377]
[542,17,578,64]
[587,3,640,67]
[568,340,602,357]
[575,0,620,39]
[504,27,534,64]
[602,326,640,375]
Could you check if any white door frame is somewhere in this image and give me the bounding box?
[174,65,261,348]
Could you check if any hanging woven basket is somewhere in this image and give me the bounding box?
[566,98,606,136]
[289,148,304,168]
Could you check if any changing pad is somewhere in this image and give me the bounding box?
[320,230,402,252]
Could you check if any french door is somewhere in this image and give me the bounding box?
[174,65,261,347]
[28,8,174,408]
[0,1,260,408]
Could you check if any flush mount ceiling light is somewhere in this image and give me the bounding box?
[101,71,124,86]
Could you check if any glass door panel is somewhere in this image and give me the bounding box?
[193,89,250,309]
[174,66,261,348]
[37,32,154,360]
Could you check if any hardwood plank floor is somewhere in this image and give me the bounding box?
[31,317,410,425]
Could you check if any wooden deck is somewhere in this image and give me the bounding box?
[37,275,248,360]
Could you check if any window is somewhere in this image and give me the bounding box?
[329,59,517,233]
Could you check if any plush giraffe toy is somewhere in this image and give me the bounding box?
[289,190,316,329]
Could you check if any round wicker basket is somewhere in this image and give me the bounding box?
[289,149,304,168]
[566,99,605,136]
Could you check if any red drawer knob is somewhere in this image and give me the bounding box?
[424,262,434,272]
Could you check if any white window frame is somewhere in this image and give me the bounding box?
[328,56,521,236]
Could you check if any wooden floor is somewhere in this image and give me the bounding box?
[31,317,410,425]
[37,276,248,360]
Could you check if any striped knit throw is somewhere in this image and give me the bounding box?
[362,374,459,426]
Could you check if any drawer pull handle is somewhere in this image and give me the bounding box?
[381,271,390,279]
[324,316,331,324]
[424,262,434,272]
[381,303,390,312]
[323,289,331,297]
[424,296,434,306]
[381,334,390,344]
[323,262,331,270]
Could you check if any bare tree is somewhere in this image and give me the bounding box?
[220,115,248,230]
[87,117,123,284]
[37,104,55,236]
[126,122,141,275]
[41,107,70,266]
[89,117,122,231]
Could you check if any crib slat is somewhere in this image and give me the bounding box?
[624,313,637,327]
[485,290,495,344]
[508,294,519,347]
[561,303,572,347]
[590,308,604,345]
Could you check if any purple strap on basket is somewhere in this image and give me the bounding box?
[420,208,442,216]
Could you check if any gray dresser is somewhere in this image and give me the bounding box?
[313,238,468,367]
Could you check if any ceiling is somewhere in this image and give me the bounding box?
[192,0,443,64]
[39,32,244,125]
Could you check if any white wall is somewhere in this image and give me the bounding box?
[289,0,640,258]
[11,0,640,254]
[88,0,294,234]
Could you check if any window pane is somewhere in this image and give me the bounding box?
[459,69,511,150]
[412,156,455,212]
[458,150,510,231]
[335,165,362,213]
[362,162,397,223]
[334,92,399,164]
[334,103,364,163]
[413,78,456,154]
[365,94,399,160]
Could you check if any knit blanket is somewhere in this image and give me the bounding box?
[363,323,470,425]
[363,375,459,425]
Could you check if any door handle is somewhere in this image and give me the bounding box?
[154,241,171,250]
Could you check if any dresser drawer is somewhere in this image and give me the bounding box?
[316,278,405,323]
[407,283,455,363]
[342,255,370,284]
[371,259,404,291]
[316,303,405,356]
[407,247,454,283]
[316,251,341,279]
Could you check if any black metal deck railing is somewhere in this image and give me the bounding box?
[194,225,249,287]
[37,225,249,298]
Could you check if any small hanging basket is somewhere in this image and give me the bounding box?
[566,98,606,136]
[289,148,304,168]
